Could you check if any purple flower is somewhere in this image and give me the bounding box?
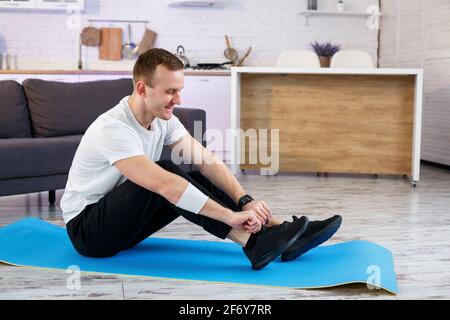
[311,41,341,57]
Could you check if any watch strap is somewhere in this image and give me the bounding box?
[237,194,254,210]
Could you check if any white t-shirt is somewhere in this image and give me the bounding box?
[60,96,188,224]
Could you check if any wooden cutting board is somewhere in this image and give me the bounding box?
[99,28,123,60]
[138,28,157,55]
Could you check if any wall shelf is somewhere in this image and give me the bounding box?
[168,1,225,8]
[87,19,149,24]
[298,10,383,25]
[0,0,84,10]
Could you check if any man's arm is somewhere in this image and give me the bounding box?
[168,134,272,223]
[168,135,246,203]
[114,155,261,232]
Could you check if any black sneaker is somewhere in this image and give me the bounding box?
[281,215,342,262]
[243,216,309,270]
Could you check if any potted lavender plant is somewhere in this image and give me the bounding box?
[311,41,341,67]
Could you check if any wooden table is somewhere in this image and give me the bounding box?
[230,67,423,185]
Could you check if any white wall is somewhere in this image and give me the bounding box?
[0,0,379,70]
[379,0,450,166]
[378,0,425,68]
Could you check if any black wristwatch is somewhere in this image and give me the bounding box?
[237,194,254,210]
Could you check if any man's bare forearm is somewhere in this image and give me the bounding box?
[115,156,235,224]
[169,135,248,207]
[197,157,247,205]
[160,171,234,224]
[198,198,234,224]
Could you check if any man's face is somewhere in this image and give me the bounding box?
[142,65,184,121]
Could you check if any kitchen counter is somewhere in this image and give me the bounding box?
[230,67,424,184]
[0,69,231,76]
[230,66,422,76]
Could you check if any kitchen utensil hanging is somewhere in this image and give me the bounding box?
[99,27,123,61]
[122,24,139,59]
[237,46,252,66]
[80,26,101,47]
[138,28,158,55]
[78,26,101,69]
[223,35,238,65]
[78,36,82,70]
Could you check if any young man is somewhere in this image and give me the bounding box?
[61,48,342,270]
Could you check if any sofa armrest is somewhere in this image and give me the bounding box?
[173,107,206,147]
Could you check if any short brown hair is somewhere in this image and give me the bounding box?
[132,48,184,87]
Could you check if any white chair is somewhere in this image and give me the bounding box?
[276,50,321,68]
[330,50,375,68]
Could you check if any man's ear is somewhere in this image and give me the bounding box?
[136,80,147,97]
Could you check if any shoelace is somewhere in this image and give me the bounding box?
[262,220,291,236]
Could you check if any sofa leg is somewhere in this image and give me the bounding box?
[49,190,56,205]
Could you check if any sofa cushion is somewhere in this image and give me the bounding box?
[0,135,82,180]
[23,78,133,137]
[0,80,32,138]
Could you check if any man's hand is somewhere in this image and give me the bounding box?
[242,200,272,225]
[225,210,262,234]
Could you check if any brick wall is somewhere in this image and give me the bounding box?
[0,0,379,70]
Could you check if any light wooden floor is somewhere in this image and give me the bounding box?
[1,163,450,300]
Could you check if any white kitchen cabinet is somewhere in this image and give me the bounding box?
[35,0,83,10]
[380,0,450,166]
[35,74,80,82]
[0,73,131,83]
[0,0,83,10]
[0,0,36,9]
[78,74,132,82]
[422,59,450,166]
[181,76,231,161]
[0,74,80,82]
[0,74,34,83]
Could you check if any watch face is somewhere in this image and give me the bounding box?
[239,195,253,208]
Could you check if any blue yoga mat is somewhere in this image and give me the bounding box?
[0,218,398,294]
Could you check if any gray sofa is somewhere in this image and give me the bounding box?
[0,78,206,204]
